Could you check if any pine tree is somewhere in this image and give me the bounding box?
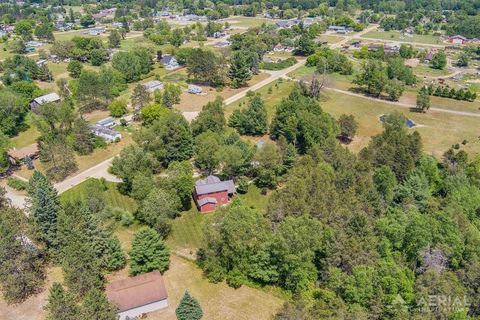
[131,84,151,111]
[27,171,60,249]
[129,227,170,275]
[80,289,117,320]
[57,202,104,298]
[228,51,251,88]
[176,290,203,320]
[45,283,79,320]
[228,94,267,135]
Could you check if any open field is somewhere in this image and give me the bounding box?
[224,16,272,28]
[175,72,271,112]
[414,64,450,77]
[317,34,345,44]
[321,90,480,157]
[225,79,294,119]
[361,30,442,45]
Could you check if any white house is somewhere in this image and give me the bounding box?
[143,80,164,92]
[106,271,168,320]
[90,125,121,142]
[161,55,180,70]
[29,92,61,113]
[188,84,202,94]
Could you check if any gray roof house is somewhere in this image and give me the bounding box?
[187,84,202,94]
[90,125,121,142]
[106,271,168,320]
[96,117,116,128]
[161,55,180,70]
[143,80,164,92]
[195,175,236,196]
[29,92,61,113]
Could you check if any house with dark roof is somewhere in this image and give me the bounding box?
[193,175,236,212]
[106,271,168,320]
[161,55,180,70]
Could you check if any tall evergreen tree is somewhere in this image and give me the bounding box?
[129,227,170,275]
[228,94,267,135]
[45,283,79,320]
[80,289,117,320]
[228,50,252,88]
[0,200,46,304]
[191,96,226,136]
[416,87,430,113]
[27,171,60,249]
[56,202,104,298]
[176,290,203,320]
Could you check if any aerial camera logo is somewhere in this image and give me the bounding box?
[387,294,470,314]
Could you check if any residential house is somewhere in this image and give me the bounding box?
[90,125,121,142]
[106,271,168,320]
[26,41,43,48]
[328,25,346,33]
[187,84,202,94]
[143,80,164,93]
[29,93,61,113]
[96,117,116,128]
[193,175,236,213]
[449,35,467,45]
[273,43,285,52]
[8,144,39,165]
[161,55,180,70]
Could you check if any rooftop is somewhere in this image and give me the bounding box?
[195,175,235,195]
[32,92,60,105]
[106,271,168,312]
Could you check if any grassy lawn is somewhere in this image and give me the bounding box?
[10,113,40,149]
[225,79,295,120]
[0,42,15,60]
[224,16,272,28]
[317,34,345,44]
[60,178,137,212]
[175,72,270,112]
[321,90,480,157]
[361,30,442,45]
[414,64,450,77]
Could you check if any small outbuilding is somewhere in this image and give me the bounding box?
[90,124,121,142]
[29,92,61,113]
[187,84,203,94]
[193,175,236,213]
[106,271,168,320]
[143,80,164,93]
[449,35,467,45]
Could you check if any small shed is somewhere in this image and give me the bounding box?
[106,271,168,320]
[29,93,61,113]
[143,80,164,93]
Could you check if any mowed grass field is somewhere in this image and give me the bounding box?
[361,30,442,45]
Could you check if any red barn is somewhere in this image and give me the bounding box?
[193,175,236,213]
[449,35,467,44]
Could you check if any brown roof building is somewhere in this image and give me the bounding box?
[8,144,39,164]
[106,271,168,320]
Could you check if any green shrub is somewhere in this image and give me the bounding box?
[261,57,297,70]
[7,177,27,191]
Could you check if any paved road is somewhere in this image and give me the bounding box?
[5,158,121,209]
